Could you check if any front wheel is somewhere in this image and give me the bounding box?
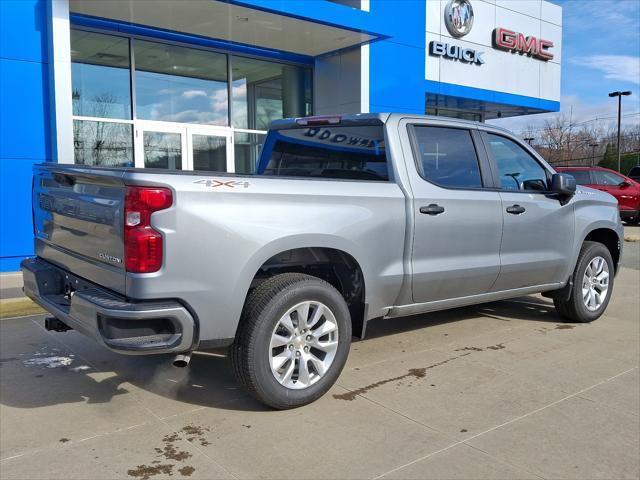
[230,273,351,409]
[554,241,614,323]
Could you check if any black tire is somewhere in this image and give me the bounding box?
[554,241,614,323]
[623,218,639,225]
[230,273,351,409]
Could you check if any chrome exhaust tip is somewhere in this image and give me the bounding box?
[172,353,191,368]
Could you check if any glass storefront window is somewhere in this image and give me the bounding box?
[193,134,227,172]
[134,40,228,125]
[232,56,312,130]
[234,131,266,173]
[71,31,132,119]
[143,131,183,169]
[73,120,133,167]
[70,29,312,171]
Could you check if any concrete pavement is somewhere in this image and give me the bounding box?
[0,265,638,479]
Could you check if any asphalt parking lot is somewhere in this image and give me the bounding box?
[1,243,638,479]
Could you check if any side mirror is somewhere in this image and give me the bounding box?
[550,173,576,197]
[619,180,632,188]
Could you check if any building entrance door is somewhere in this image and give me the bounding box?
[135,122,233,172]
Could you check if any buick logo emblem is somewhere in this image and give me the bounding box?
[444,0,474,38]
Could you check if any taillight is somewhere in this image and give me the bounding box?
[124,186,173,273]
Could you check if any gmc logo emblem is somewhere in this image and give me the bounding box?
[492,28,554,61]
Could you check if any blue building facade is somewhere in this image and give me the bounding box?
[0,0,561,273]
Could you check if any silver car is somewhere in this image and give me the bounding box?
[22,113,623,408]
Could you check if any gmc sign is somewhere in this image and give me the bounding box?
[492,28,554,61]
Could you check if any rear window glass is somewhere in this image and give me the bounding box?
[564,169,591,185]
[260,125,388,181]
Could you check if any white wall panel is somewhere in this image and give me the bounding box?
[496,0,541,18]
[495,6,541,37]
[541,0,562,26]
[539,60,561,100]
[425,0,561,102]
[540,20,562,64]
[426,0,442,34]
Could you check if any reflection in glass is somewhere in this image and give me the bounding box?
[232,56,312,130]
[143,132,182,169]
[193,135,227,172]
[134,40,228,125]
[234,132,266,173]
[71,30,132,120]
[413,126,482,188]
[73,120,133,167]
[486,134,547,191]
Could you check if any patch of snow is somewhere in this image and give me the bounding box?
[23,356,74,369]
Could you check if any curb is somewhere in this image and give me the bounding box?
[624,236,639,243]
[0,298,45,319]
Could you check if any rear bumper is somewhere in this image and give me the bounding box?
[21,257,196,355]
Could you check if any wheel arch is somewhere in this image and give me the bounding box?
[583,227,621,273]
[237,237,369,339]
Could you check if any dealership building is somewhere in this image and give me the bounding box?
[0,0,562,273]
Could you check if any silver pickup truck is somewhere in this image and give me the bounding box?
[22,113,623,409]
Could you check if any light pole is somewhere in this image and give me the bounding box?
[608,91,632,172]
[589,142,598,167]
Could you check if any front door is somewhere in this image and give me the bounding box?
[402,122,503,303]
[481,132,575,291]
[135,122,233,172]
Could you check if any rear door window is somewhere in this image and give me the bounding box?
[565,169,592,185]
[411,126,483,189]
[261,125,388,181]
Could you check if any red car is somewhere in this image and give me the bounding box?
[556,166,640,224]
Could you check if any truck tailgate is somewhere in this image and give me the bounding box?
[32,164,127,294]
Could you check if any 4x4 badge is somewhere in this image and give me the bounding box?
[194,179,251,188]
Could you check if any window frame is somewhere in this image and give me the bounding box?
[479,130,554,194]
[407,124,494,191]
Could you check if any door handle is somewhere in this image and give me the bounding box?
[506,204,526,215]
[420,204,445,215]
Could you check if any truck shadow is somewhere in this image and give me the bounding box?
[0,295,564,412]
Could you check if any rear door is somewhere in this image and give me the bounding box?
[33,164,127,293]
[481,132,574,290]
[401,121,503,303]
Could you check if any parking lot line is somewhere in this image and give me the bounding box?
[373,365,639,479]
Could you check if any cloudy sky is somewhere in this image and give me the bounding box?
[490,0,640,133]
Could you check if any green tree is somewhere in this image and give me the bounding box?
[599,143,640,175]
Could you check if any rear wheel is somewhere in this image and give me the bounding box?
[554,241,614,323]
[230,273,351,409]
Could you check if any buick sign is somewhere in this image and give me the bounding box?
[429,41,485,65]
[444,0,474,38]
